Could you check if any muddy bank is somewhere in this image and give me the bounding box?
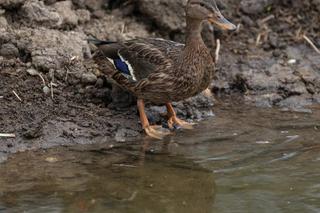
[1,0,320,157]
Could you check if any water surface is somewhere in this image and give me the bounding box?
[0,104,319,213]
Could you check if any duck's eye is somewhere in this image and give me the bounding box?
[199,3,205,7]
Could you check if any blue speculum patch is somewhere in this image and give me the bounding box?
[114,59,130,75]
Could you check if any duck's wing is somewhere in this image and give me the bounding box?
[91,38,184,83]
[141,38,185,61]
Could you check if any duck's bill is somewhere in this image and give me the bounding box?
[208,16,236,31]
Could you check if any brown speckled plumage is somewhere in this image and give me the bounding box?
[89,0,236,139]
[91,24,214,104]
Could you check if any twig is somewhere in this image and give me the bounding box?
[303,35,320,54]
[50,82,54,100]
[0,133,16,138]
[113,164,137,168]
[124,191,138,202]
[256,33,262,46]
[215,39,221,63]
[38,73,46,86]
[121,23,126,34]
[258,15,275,26]
[12,90,22,102]
[64,66,69,82]
[50,70,55,100]
[235,23,241,33]
[295,27,302,40]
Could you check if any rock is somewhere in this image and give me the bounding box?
[26,68,39,76]
[146,106,166,124]
[277,95,313,111]
[44,0,57,5]
[16,28,88,71]
[286,46,304,61]
[72,0,104,11]
[245,93,282,108]
[241,15,255,27]
[0,43,19,58]
[94,88,111,99]
[284,81,308,95]
[268,64,298,84]
[146,92,215,125]
[115,128,140,142]
[92,9,105,19]
[76,9,91,24]
[296,65,320,83]
[0,16,8,29]
[0,0,24,8]
[95,78,104,88]
[269,33,278,48]
[81,72,97,84]
[22,123,43,139]
[43,86,50,95]
[45,157,59,163]
[295,64,320,94]
[109,85,136,109]
[0,152,8,164]
[137,0,187,32]
[177,92,215,120]
[83,14,149,41]
[314,94,320,103]
[53,1,78,27]
[21,0,62,28]
[240,0,274,15]
[312,0,320,11]
[272,49,281,57]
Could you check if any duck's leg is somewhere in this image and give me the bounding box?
[137,99,171,139]
[166,103,195,130]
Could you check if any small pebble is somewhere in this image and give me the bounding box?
[45,157,58,163]
[273,49,281,57]
[27,68,39,76]
[288,59,297,64]
[95,78,104,88]
[43,86,50,95]
[81,72,97,84]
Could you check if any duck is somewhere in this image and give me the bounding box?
[89,0,236,139]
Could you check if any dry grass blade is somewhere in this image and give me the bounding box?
[38,73,46,86]
[12,90,22,102]
[0,133,16,138]
[215,39,221,63]
[50,82,54,100]
[113,164,137,168]
[256,33,262,46]
[303,35,320,54]
[258,15,275,26]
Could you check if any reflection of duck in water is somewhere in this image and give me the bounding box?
[88,144,216,213]
[0,146,215,213]
[90,0,236,139]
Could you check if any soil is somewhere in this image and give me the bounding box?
[0,0,319,161]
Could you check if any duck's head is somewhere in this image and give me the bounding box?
[186,0,236,31]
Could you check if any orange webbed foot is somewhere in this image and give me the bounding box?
[167,116,195,130]
[144,125,171,139]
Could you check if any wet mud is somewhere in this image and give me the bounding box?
[0,0,319,157]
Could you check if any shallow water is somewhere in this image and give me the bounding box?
[0,104,320,213]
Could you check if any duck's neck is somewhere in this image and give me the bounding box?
[185,17,204,48]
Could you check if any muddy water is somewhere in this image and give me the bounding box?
[0,105,319,213]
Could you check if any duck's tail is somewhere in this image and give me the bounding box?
[88,39,137,92]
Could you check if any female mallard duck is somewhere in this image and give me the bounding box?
[90,0,236,139]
